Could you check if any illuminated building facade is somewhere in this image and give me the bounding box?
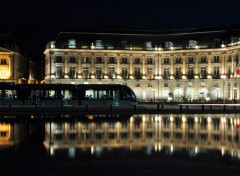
[0,34,28,84]
[44,26,240,102]
[44,114,240,158]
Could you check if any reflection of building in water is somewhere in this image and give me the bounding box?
[44,114,240,158]
[0,122,30,149]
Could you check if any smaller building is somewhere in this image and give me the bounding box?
[0,34,29,84]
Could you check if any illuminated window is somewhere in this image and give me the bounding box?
[82,67,89,78]
[147,67,153,79]
[95,67,102,79]
[108,66,115,78]
[95,40,103,49]
[69,66,76,79]
[68,39,76,48]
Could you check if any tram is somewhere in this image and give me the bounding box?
[0,83,137,105]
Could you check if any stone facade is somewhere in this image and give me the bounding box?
[44,27,240,102]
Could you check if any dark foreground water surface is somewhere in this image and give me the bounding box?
[0,114,240,176]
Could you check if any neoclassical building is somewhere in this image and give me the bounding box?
[0,34,29,84]
[44,25,240,102]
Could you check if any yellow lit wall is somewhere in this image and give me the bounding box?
[0,54,10,79]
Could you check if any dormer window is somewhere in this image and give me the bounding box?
[165,41,173,49]
[95,40,103,49]
[145,41,152,50]
[68,39,76,48]
[188,40,197,48]
[119,41,128,49]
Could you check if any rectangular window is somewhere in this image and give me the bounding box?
[213,66,220,78]
[135,58,141,64]
[200,56,207,63]
[176,57,182,64]
[96,57,102,64]
[121,57,128,64]
[56,66,63,78]
[147,67,153,79]
[108,66,115,78]
[146,58,153,64]
[163,68,170,78]
[121,67,128,78]
[187,67,194,78]
[69,56,76,63]
[82,67,89,78]
[188,56,194,63]
[134,67,141,79]
[200,66,207,78]
[163,58,169,64]
[82,57,90,63]
[69,66,76,78]
[213,56,220,62]
[109,57,115,64]
[95,67,102,78]
[0,59,7,65]
[55,56,62,63]
[175,67,181,78]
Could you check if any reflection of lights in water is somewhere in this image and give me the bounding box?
[95,147,102,157]
[91,145,94,155]
[68,147,75,158]
[195,146,198,154]
[170,144,174,153]
[50,147,55,156]
[146,146,152,155]
[155,143,162,152]
[221,147,225,156]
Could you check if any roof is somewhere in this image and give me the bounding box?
[52,24,240,50]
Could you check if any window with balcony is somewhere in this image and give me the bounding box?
[134,67,141,79]
[175,67,181,78]
[200,66,207,78]
[213,66,220,78]
[82,67,89,78]
[147,67,153,79]
[163,68,170,78]
[108,66,115,78]
[187,67,194,78]
[95,67,103,79]
[121,67,128,78]
[56,66,63,78]
[69,66,76,78]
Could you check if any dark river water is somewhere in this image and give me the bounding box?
[0,114,240,176]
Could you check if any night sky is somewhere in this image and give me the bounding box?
[1,0,240,59]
